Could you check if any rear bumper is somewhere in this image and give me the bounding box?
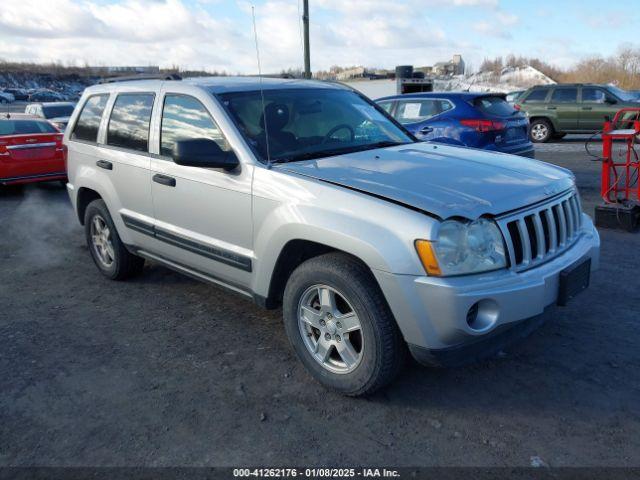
[374,214,600,353]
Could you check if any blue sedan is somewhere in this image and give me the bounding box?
[376,92,534,158]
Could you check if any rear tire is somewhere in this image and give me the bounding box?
[283,253,406,396]
[84,199,144,280]
[529,119,553,143]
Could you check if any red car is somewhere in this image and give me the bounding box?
[0,114,67,186]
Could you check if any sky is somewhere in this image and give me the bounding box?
[0,0,638,74]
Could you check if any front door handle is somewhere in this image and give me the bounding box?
[96,160,113,170]
[419,126,434,135]
[547,106,557,110]
[582,107,593,111]
[153,174,176,187]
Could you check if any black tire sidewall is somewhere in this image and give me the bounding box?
[283,258,389,395]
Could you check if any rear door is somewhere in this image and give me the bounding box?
[579,87,618,131]
[98,92,157,249]
[548,87,579,131]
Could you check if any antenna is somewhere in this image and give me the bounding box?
[252,6,272,168]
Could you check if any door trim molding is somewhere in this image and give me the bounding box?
[121,213,252,272]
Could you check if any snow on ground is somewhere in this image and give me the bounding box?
[346,65,556,99]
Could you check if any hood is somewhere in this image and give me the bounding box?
[276,142,574,220]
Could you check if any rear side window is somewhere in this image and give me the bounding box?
[523,89,549,103]
[551,88,578,103]
[473,96,515,116]
[72,95,108,142]
[107,93,155,152]
[160,95,229,157]
[0,120,58,136]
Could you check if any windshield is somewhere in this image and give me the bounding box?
[218,88,414,164]
[42,105,74,119]
[607,86,636,102]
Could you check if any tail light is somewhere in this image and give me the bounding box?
[514,104,521,111]
[55,135,68,163]
[460,119,506,133]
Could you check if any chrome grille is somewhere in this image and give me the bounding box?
[497,191,583,271]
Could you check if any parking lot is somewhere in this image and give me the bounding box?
[1,139,639,468]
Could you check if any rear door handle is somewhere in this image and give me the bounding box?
[153,173,176,187]
[96,160,113,170]
[546,106,557,110]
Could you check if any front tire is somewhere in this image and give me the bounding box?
[283,253,405,396]
[529,119,554,143]
[84,199,144,280]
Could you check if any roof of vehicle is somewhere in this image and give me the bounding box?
[85,76,349,95]
[375,91,507,102]
[527,83,612,89]
[26,101,76,107]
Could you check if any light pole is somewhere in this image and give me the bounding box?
[302,0,311,79]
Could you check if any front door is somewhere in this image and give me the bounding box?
[579,87,619,131]
[149,92,253,290]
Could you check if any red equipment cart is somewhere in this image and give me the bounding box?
[594,108,640,231]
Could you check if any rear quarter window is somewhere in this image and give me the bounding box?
[522,89,549,103]
[72,95,109,143]
[472,96,515,116]
[0,120,58,136]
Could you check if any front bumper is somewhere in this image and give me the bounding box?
[374,214,600,356]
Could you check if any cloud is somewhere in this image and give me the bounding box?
[0,0,502,73]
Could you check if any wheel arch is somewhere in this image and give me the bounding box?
[76,187,103,225]
[259,239,382,309]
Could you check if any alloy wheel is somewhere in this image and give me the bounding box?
[90,215,115,268]
[297,284,364,374]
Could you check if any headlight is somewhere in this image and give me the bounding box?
[415,218,507,276]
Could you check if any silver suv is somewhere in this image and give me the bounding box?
[64,77,600,396]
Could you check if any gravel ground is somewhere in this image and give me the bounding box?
[1,138,639,468]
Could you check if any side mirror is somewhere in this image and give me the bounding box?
[172,138,239,171]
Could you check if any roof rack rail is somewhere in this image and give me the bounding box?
[99,73,182,84]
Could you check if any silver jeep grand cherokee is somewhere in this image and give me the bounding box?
[64,77,600,396]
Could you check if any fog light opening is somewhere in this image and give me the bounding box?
[466,299,499,333]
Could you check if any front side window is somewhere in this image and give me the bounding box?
[551,88,578,103]
[219,88,414,164]
[107,94,154,152]
[395,99,441,124]
[160,95,229,158]
[71,95,108,143]
[582,88,606,103]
